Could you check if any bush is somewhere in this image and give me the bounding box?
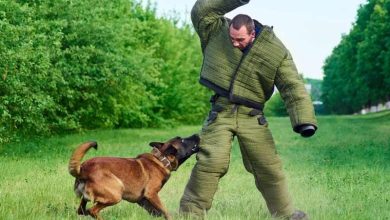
[264,92,288,117]
[0,0,208,143]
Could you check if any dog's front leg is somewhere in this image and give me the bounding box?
[77,197,88,215]
[145,195,171,220]
[88,202,110,220]
[137,198,163,217]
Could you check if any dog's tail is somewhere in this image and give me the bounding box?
[68,141,98,178]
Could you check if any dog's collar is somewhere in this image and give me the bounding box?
[151,147,173,170]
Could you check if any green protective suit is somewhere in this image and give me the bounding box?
[180,0,317,218]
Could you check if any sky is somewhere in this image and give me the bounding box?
[148,0,367,79]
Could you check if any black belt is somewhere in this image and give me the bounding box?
[209,94,263,116]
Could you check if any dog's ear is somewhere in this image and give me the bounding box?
[149,142,164,148]
[165,145,178,155]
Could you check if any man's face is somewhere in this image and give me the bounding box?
[229,25,255,50]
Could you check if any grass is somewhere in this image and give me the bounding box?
[0,111,389,220]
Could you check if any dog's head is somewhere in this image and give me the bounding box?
[149,134,200,171]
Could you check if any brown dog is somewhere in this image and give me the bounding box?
[68,134,200,220]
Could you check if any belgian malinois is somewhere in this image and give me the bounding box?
[68,134,200,220]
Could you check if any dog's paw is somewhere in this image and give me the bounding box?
[77,208,88,216]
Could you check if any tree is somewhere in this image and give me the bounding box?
[322,0,390,114]
[0,0,207,142]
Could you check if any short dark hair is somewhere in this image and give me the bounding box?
[229,14,255,34]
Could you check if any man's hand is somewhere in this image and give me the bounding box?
[298,124,316,137]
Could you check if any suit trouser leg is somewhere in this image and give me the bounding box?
[237,113,294,217]
[180,111,234,216]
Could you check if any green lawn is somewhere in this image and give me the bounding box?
[1,111,389,220]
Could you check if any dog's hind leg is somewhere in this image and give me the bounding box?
[84,178,123,219]
[77,197,88,215]
[87,202,111,220]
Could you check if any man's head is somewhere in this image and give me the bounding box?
[229,14,256,50]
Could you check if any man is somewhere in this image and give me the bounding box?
[180,0,317,219]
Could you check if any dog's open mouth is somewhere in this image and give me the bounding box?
[192,144,199,152]
[183,134,200,151]
[177,134,200,165]
[183,139,199,152]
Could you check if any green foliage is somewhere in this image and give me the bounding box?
[264,92,288,117]
[265,77,323,117]
[306,78,322,102]
[322,0,390,114]
[0,0,208,142]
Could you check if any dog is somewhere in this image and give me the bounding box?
[68,134,200,220]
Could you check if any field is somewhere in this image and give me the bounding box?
[1,111,389,220]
